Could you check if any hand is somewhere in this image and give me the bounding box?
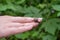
[0,16,42,38]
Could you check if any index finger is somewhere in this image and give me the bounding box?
[11,17,42,23]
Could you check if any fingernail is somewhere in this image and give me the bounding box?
[38,18,43,22]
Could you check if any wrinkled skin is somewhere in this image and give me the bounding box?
[0,16,42,38]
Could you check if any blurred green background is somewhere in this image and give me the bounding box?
[0,0,60,40]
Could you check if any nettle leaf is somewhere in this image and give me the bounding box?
[42,35,57,40]
[0,3,25,13]
[24,13,34,17]
[37,4,46,8]
[0,4,7,11]
[15,0,25,4]
[5,4,25,13]
[6,0,15,3]
[0,38,6,40]
[28,6,40,14]
[7,4,25,13]
[38,32,46,38]
[14,5,25,13]
[0,4,16,11]
[4,11,17,16]
[6,4,16,11]
[57,12,60,17]
[31,31,39,37]
[15,32,30,39]
[52,5,60,11]
[41,18,60,35]
[24,6,42,17]
[25,6,40,14]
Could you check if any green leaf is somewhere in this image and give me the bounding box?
[24,6,40,14]
[42,35,57,40]
[31,31,39,37]
[6,4,16,11]
[16,0,25,4]
[5,4,25,13]
[52,5,60,11]
[58,26,60,30]
[38,32,46,38]
[0,4,7,11]
[24,13,34,17]
[24,6,42,17]
[6,0,15,4]
[57,12,60,17]
[37,4,46,8]
[41,18,60,35]
[15,32,30,39]
[28,6,40,14]
[0,38,6,40]
[14,5,25,13]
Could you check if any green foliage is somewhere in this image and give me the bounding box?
[0,0,60,40]
[52,5,60,11]
[15,32,30,39]
[57,12,60,17]
[0,38,6,40]
[41,18,60,35]
[42,35,57,40]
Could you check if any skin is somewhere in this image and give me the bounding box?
[0,16,42,38]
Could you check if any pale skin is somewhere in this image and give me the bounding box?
[0,16,42,38]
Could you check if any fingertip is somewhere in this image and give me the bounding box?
[38,18,43,22]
